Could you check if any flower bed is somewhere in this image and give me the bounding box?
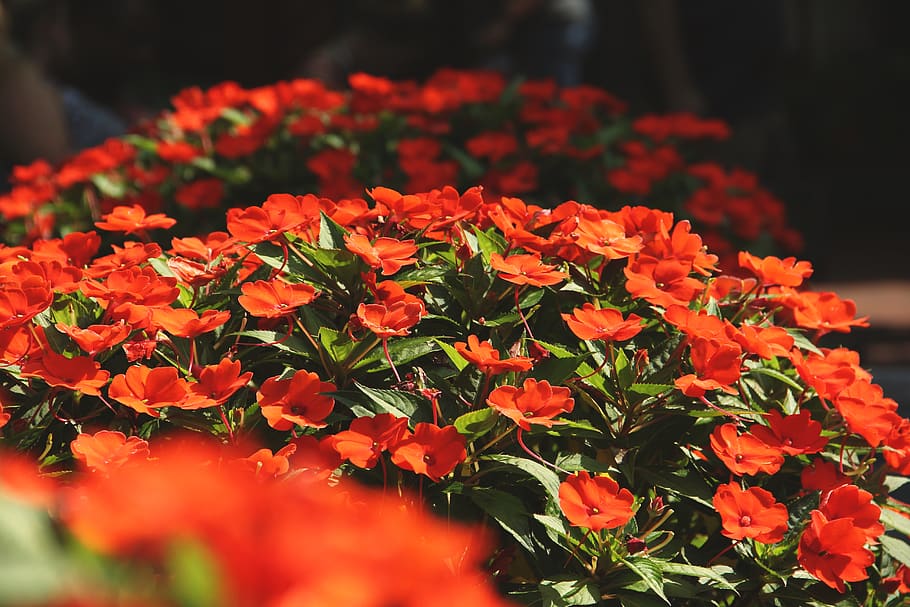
[0,185,908,605]
[0,69,800,273]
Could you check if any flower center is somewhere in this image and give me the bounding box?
[739,515,752,527]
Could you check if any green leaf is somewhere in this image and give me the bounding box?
[885,475,910,494]
[454,408,497,441]
[613,348,635,389]
[881,507,910,537]
[747,366,804,391]
[533,514,573,550]
[660,562,738,593]
[91,173,126,198]
[353,382,425,419]
[468,486,537,554]
[318,327,358,364]
[539,576,600,606]
[0,492,68,604]
[621,557,668,604]
[471,225,507,263]
[433,338,469,371]
[355,336,437,372]
[166,539,223,607]
[232,329,314,356]
[318,211,349,250]
[442,142,486,180]
[882,534,910,568]
[637,469,714,508]
[616,590,669,607]
[628,383,673,397]
[482,453,562,502]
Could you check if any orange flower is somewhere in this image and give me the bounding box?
[674,337,742,397]
[331,413,410,469]
[226,193,317,243]
[712,481,788,543]
[188,358,252,405]
[568,213,643,260]
[257,370,336,431]
[94,204,176,235]
[453,335,533,375]
[56,322,132,356]
[389,423,467,481]
[107,365,195,417]
[356,301,424,338]
[737,251,813,288]
[798,510,874,593]
[238,279,317,318]
[834,379,902,448]
[151,307,231,338]
[558,470,635,531]
[818,484,883,544]
[709,423,784,476]
[624,256,706,308]
[489,253,567,287]
[801,457,849,493]
[70,430,149,474]
[241,444,297,478]
[561,304,643,342]
[19,349,110,396]
[344,234,418,275]
[486,378,574,431]
[749,409,827,456]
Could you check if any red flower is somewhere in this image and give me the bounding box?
[389,422,467,481]
[798,510,874,593]
[20,349,110,396]
[70,431,149,474]
[241,444,296,478]
[453,335,533,376]
[737,251,813,288]
[344,234,418,275]
[709,423,784,476]
[490,253,567,287]
[331,413,409,469]
[56,321,132,356]
[107,365,196,417]
[749,409,827,456]
[94,204,176,235]
[818,484,884,544]
[561,304,644,342]
[189,358,252,405]
[356,301,424,338]
[226,193,316,244]
[674,337,743,397]
[175,178,225,210]
[239,279,317,318]
[257,370,336,431]
[152,308,231,338]
[558,470,635,531]
[712,482,788,543]
[486,378,574,431]
[801,458,849,493]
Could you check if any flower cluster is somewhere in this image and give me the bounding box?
[0,69,800,272]
[0,184,906,605]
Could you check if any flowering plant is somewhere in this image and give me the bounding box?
[0,69,800,272]
[0,183,907,606]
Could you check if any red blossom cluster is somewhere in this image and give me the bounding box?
[0,183,905,604]
[0,69,799,271]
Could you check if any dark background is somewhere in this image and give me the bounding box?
[20,0,905,284]
[5,0,910,386]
